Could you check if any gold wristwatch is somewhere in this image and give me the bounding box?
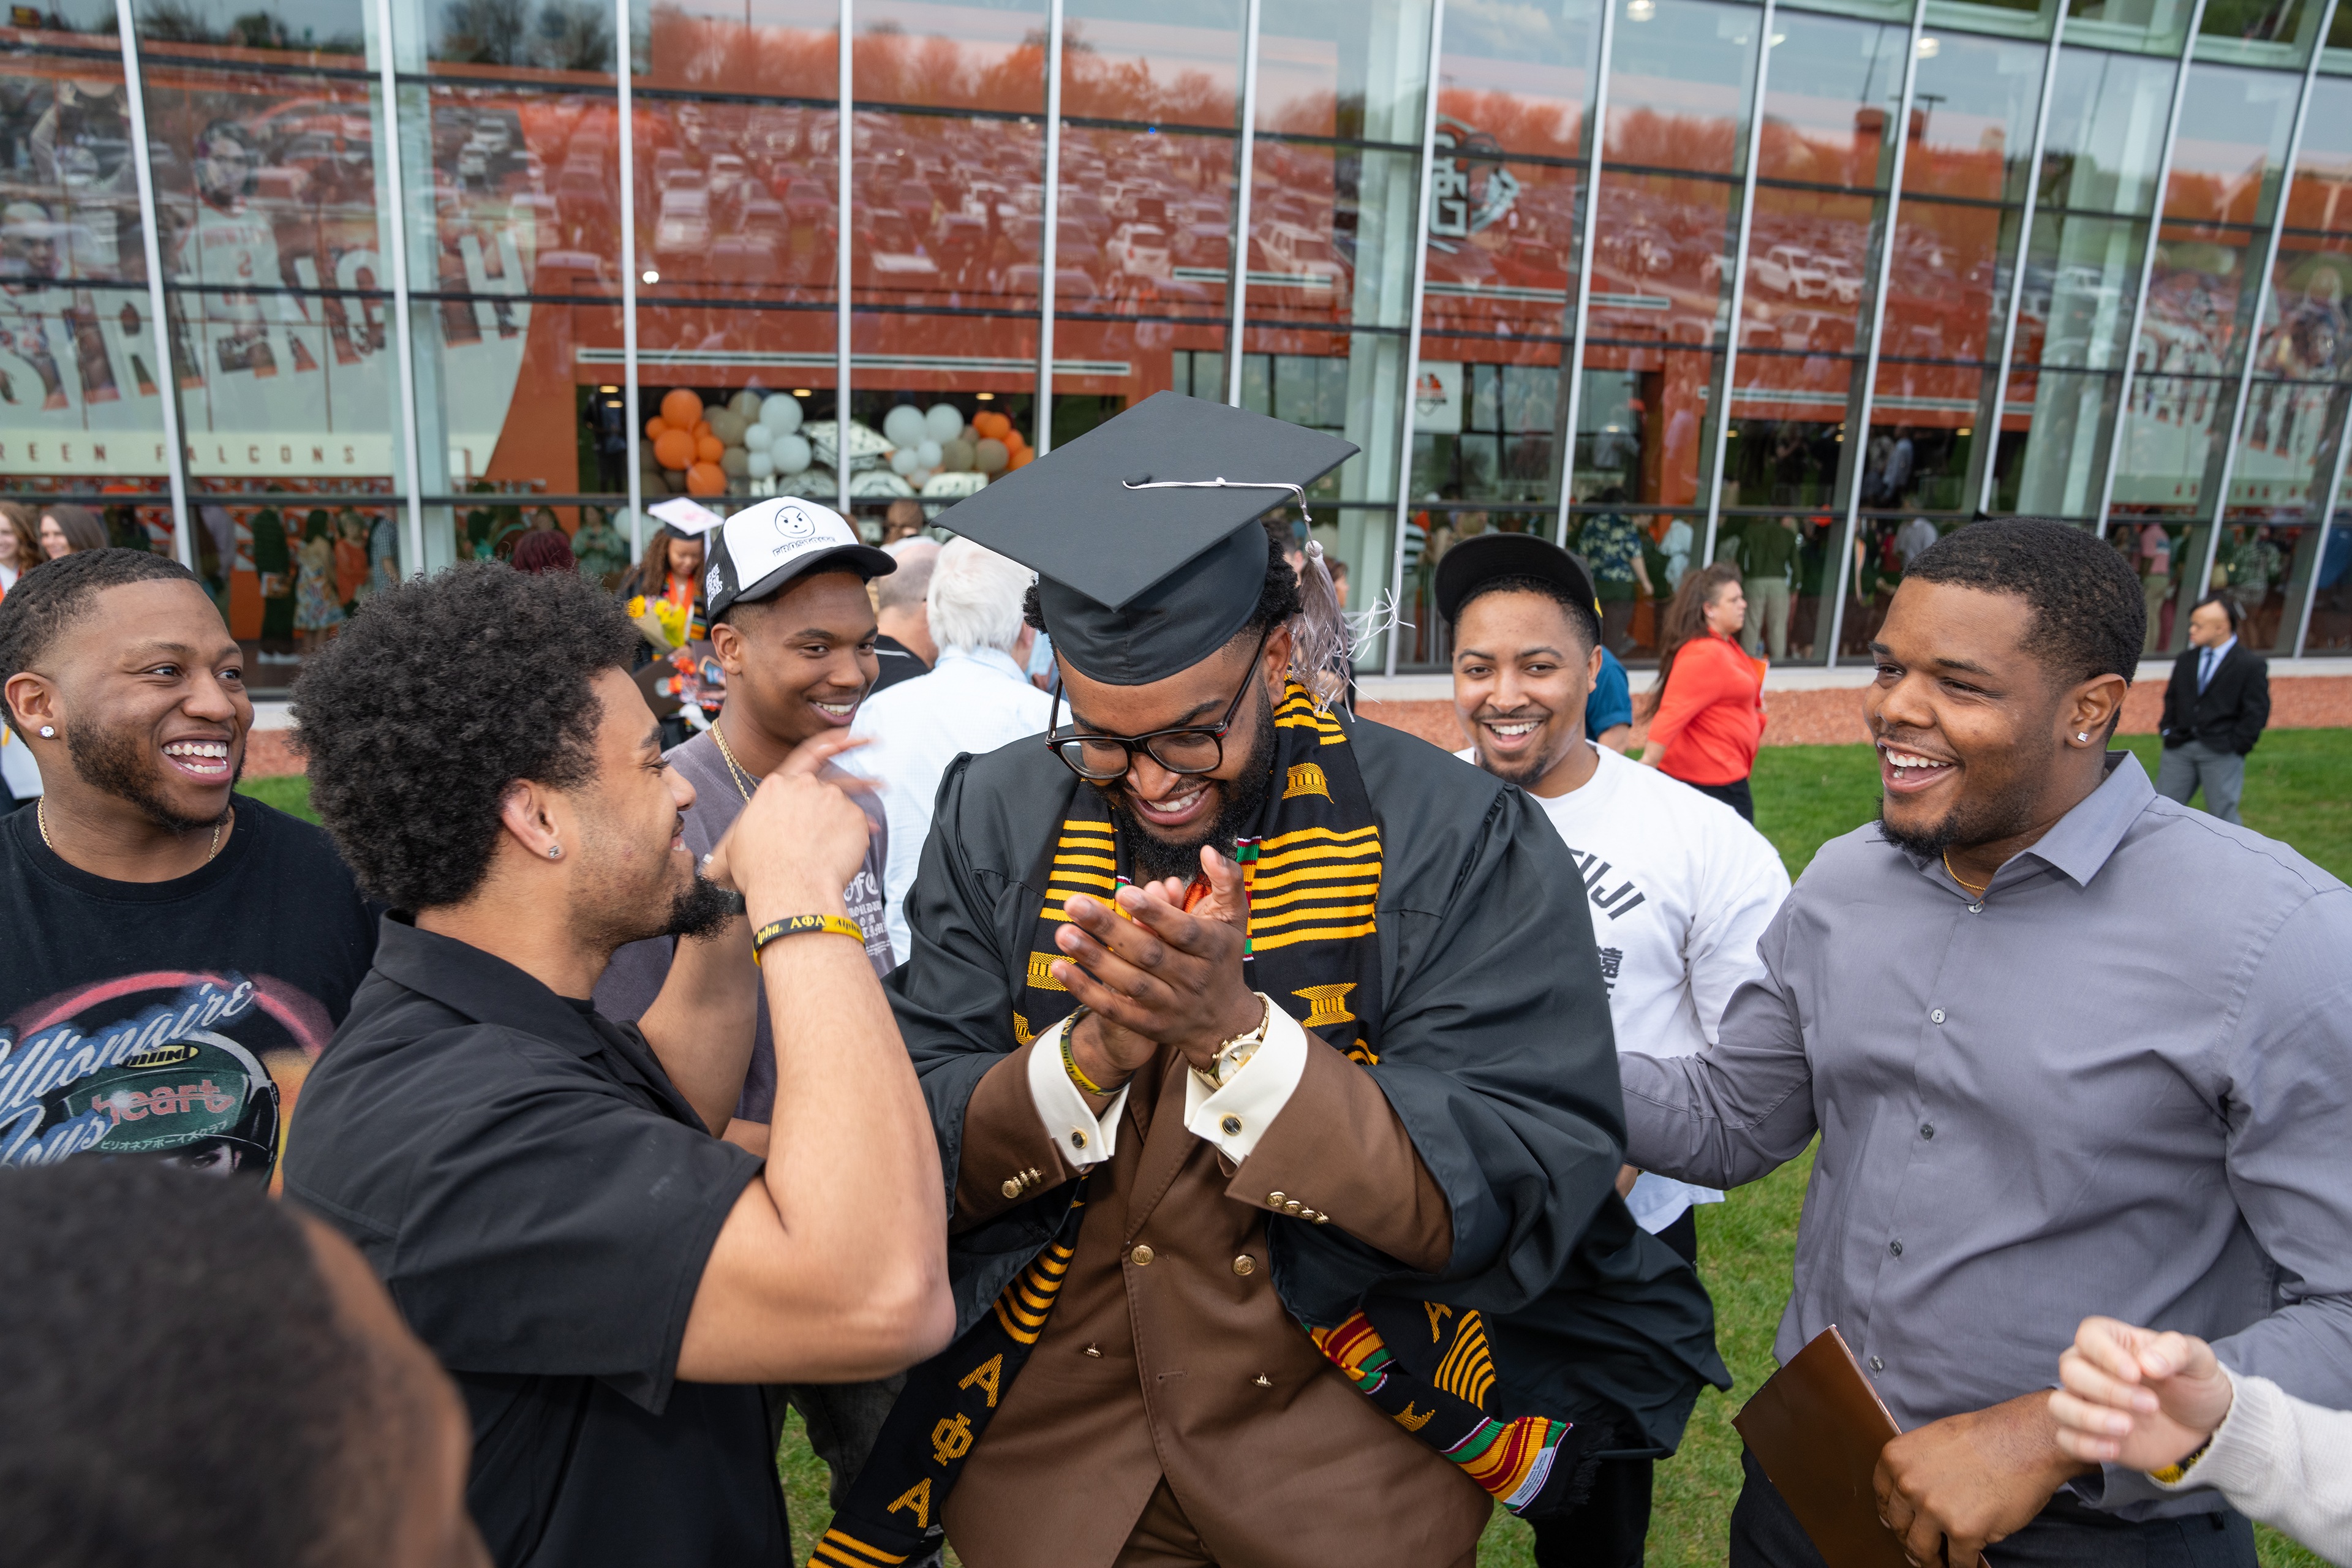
[1196,993,1274,1090]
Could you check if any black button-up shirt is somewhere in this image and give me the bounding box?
[285,916,783,1566]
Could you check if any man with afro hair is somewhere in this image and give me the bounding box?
[283,562,952,1568]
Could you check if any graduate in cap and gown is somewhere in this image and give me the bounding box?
[818,393,1725,1568]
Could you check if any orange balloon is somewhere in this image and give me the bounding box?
[686,462,726,496]
[644,416,668,440]
[654,428,696,470]
[1001,427,1026,451]
[1008,447,1034,470]
[695,434,725,464]
[693,420,712,440]
[972,411,1007,440]
[660,388,704,428]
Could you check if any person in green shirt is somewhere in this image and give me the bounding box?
[1735,514,1798,660]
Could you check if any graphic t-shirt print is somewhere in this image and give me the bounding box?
[0,969,336,1178]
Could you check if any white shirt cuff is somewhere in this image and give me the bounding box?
[1027,1014,1128,1167]
[1183,998,1309,1162]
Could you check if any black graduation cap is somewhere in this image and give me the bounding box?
[931,391,1357,685]
[1434,530,1599,627]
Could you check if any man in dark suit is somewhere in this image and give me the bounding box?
[2157,594,2269,824]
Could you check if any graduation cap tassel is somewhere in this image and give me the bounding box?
[1291,540,1353,718]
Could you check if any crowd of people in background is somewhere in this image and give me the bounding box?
[0,386,2342,1568]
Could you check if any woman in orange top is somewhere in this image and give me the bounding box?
[1638,561,1767,821]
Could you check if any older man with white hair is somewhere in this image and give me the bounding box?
[846,538,1052,962]
[872,537,940,693]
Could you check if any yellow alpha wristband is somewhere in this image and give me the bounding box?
[750,914,866,964]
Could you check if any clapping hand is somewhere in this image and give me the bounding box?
[1052,846,1258,1082]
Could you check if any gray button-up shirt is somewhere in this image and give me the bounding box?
[1621,754,2352,1515]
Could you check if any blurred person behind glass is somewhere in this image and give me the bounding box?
[0,500,37,594]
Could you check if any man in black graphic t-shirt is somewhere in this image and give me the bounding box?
[0,550,376,1180]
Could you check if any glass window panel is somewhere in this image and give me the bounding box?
[1868,364,1981,511]
[1754,12,1908,192]
[1902,32,2047,204]
[2300,518,2352,655]
[1247,142,1421,330]
[1061,0,1245,128]
[2064,0,2196,57]
[635,0,826,94]
[1722,356,1856,511]
[1058,127,1233,320]
[2007,364,2118,516]
[2037,47,2179,217]
[2163,62,2300,225]
[2228,374,2346,516]
[852,0,1048,117]
[2214,516,2321,652]
[1743,186,1874,346]
[135,0,367,56]
[141,63,403,501]
[1592,171,1735,347]
[1440,0,1598,164]
[1883,197,2011,363]
[0,56,174,504]
[1570,346,1719,504]
[1422,150,1578,342]
[837,110,1042,314]
[2015,210,2151,369]
[1254,0,1433,144]
[2111,371,2236,513]
[1603,0,1757,181]
[2278,77,2351,236]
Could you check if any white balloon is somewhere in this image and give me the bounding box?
[746,449,776,478]
[743,422,773,451]
[760,394,804,435]
[883,404,928,448]
[923,402,963,443]
[889,445,922,475]
[916,439,942,469]
[772,434,812,474]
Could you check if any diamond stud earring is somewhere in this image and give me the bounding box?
[38,726,55,738]
[547,845,562,859]
[2077,732,2089,742]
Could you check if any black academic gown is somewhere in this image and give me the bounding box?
[885,717,1725,1555]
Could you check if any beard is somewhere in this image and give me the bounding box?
[665,873,741,941]
[1114,695,1279,886]
[1875,768,2041,862]
[67,717,238,832]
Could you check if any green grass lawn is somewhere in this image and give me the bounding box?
[243,730,2352,1566]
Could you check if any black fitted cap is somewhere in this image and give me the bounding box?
[1434,530,1599,627]
[930,390,1357,685]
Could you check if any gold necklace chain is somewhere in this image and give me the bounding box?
[40,797,222,864]
[709,720,756,803]
[1942,851,1989,898]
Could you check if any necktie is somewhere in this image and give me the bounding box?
[2200,649,2217,693]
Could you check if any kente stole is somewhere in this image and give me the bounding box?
[811,687,1592,1568]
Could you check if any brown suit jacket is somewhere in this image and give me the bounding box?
[939,1031,1491,1568]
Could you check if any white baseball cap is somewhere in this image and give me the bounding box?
[703,496,894,620]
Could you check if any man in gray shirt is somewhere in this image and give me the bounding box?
[1621,519,2352,1568]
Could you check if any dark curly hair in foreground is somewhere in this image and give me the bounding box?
[293,562,637,912]
[1904,518,2144,690]
[0,548,197,739]
[1021,532,1303,650]
[0,1161,402,1568]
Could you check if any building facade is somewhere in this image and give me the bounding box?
[1,0,2346,684]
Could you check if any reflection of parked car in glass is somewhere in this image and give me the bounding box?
[1104,222,1171,284]
[1254,222,1344,292]
[1754,244,1826,299]
[998,263,1099,302]
[855,209,938,285]
[1819,255,1861,306]
[653,188,710,259]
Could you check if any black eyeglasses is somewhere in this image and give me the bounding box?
[1045,628,1270,782]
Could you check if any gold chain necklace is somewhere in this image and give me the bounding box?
[40,797,222,863]
[1942,851,1989,899]
[709,720,756,803]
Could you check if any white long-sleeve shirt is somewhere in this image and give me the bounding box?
[2157,1370,2352,1565]
[844,645,1054,963]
